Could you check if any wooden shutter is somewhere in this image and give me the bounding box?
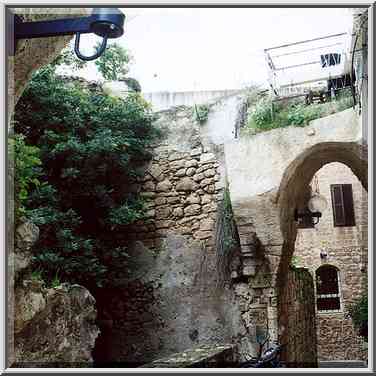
[330,184,355,227]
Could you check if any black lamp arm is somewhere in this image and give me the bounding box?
[14,15,94,40]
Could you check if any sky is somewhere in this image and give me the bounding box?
[64,7,354,93]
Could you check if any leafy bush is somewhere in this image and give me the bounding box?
[10,134,42,220]
[246,90,353,134]
[251,97,274,127]
[194,104,210,124]
[94,42,131,81]
[348,294,368,341]
[14,64,160,289]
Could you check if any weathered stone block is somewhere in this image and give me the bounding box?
[186,167,196,176]
[173,207,184,218]
[168,152,186,162]
[147,165,164,181]
[204,169,216,178]
[193,173,205,182]
[185,194,201,205]
[203,184,215,193]
[200,178,214,187]
[156,180,173,192]
[155,197,167,205]
[175,168,187,177]
[185,160,198,168]
[176,177,198,192]
[167,196,180,204]
[184,204,201,216]
[170,160,187,170]
[155,207,172,219]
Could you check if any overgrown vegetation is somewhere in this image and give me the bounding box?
[13,52,160,289]
[215,187,240,288]
[194,104,210,124]
[348,294,368,342]
[94,42,132,81]
[243,88,354,135]
[10,134,42,221]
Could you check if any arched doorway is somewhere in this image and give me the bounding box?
[276,142,367,366]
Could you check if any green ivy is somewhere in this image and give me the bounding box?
[10,134,42,221]
[14,63,161,289]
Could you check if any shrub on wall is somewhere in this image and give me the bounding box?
[348,294,368,342]
[194,104,211,124]
[10,134,42,222]
[14,64,160,289]
[245,89,353,134]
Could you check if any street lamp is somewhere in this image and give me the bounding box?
[7,8,125,61]
[294,193,328,225]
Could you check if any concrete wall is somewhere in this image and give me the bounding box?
[294,162,367,361]
[143,89,243,112]
[225,108,361,203]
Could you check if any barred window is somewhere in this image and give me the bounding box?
[316,265,341,312]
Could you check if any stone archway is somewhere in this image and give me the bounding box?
[276,141,368,365]
[277,141,367,281]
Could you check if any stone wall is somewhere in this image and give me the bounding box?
[93,94,367,366]
[279,267,317,367]
[91,105,258,366]
[294,162,368,361]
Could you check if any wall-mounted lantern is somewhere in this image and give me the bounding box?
[7,8,125,61]
[294,193,328,226]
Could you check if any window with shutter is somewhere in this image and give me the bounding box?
[330,184,355,227]
[316,265,341,312]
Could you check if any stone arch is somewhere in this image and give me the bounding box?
[275,141,367,364]
[276,141,367,283]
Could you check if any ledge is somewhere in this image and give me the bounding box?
[139,344,237,368]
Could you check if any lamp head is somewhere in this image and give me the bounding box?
[308,193,328,214]
[91,8,125,39]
